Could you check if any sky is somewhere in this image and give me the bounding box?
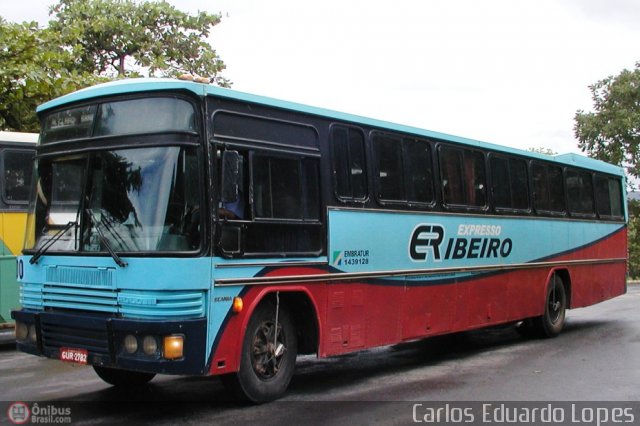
[2,0,640,155]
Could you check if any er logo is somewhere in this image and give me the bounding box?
[409,224,444,262]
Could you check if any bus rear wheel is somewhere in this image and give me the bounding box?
[222,300,297,403]
[532,274,567,338]
[93,365,155,387]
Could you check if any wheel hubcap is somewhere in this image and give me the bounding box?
[251,320,286,379]
[548,284,563,324]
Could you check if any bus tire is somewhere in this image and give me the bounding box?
[532,274,567,338]
[223,301,297,403]
[93,366,155,387]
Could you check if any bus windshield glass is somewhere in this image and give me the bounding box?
[28,146,201,254]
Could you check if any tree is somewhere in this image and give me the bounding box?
[0,18,101,131]
[49,0,230,85]
[1,1,230,132]
[575,63,640,280]
[628,200,640,279]
[574,62,640,179]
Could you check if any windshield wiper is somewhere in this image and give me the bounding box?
[85,209,128,268]
[29,221,77,265]
[99,212,130,251]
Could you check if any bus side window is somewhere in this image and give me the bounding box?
[439,146,486,208]
[509,158,529,210]
[226,151,322,256]
[490,156,511,208]
[490,156,529,211]
[219,151,245,220]
[249,153,320,222]
[532,162,565,214]
[373,134,404,202]
[330,126,367,201]
[595,175,623,219]
[403,139,434,204]
[566,169,595,216]
[3,150,34,204]
[372,134,434,206]
[440,147,465,205]
[252,155,303,220]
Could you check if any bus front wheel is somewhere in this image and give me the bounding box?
[532,274,567,338]
[93,365,155,387]
[222,300,298,403]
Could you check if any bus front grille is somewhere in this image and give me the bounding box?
[21,283,205,319]
[39,312,110,355]
[20,265,205,319]
[42,285,118,313]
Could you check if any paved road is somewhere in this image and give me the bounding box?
[1,285,639,425]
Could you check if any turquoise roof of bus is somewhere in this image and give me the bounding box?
[37,78,624,176]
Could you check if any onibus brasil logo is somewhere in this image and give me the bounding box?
[7,402,72,424]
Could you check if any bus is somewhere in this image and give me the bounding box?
[12,78,627,402]
[0,132,36,342]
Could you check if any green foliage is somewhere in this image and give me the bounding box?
[0,18,102,131]
[575,63,640,279]
[628,199,640,279]
[1,1,230,132]
[49,0,229,85]
[574,62,640,179]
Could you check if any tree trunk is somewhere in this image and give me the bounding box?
[118,55,126,76]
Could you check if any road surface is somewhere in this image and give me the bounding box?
[1,285,639,425]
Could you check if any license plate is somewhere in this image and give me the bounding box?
[59,347,88,365]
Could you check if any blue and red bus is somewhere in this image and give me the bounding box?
[13,78,627,402]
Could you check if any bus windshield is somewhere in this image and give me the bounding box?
[28,146,201,254]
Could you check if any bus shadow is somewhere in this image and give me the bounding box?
[41,319,612,423]
[49,376,246,423]
[288,318,611,397]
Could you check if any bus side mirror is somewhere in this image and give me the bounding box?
[221,151,243,203]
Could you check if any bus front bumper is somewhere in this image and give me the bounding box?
[11,309,208,375]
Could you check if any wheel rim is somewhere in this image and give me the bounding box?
[251,320,287,380]
[548,281,564,324]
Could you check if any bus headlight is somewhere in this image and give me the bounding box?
[15,322,28,340]
[28,324,37,343]
[142,335,158,355]
[124,335,138,354]
[163,335,184,360]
